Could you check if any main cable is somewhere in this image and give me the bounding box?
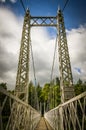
[50,34,58,84]
[48,35,57,110]
[30,40,37,86]
[30,40,39,110]
[19,0,26,12]
[62,0,70,12]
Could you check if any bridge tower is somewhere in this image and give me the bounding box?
[5,10,31,130]
[57,9,75,103]
[14,9,30,103]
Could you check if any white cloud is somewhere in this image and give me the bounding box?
[0,7,57,89]
[0,7,86,90]
[0,0,16,3]
[67,25,86,83]
[10,0,16,3]
[0,7,23,89]
[30,27,57,85]
[0,0,5,2]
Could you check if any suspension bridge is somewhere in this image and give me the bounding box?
[0,6,86,130]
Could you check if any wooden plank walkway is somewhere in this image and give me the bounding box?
[35,117,53,130]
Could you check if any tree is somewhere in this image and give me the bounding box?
[56,77,60,86]
[0,83,7,105]
[28,81,35,107]
[36,83,42,102]
[0,83,10,129]
[0,83,7,89]
[74,79,86,95]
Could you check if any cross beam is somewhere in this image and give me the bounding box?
[30,16,57,27]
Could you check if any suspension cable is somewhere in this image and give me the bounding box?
[62,0,70,12]
[30,40,39,110]
[50,35,58,84]
[30,40,37,86]
[19,0,26,12]
[47,35,58,110]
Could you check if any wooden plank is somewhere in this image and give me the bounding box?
[35,117,53,130]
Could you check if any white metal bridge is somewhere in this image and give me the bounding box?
[0,88,86,130]
[0,7,86,130]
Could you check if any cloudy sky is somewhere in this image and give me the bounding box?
[0,0,86,90]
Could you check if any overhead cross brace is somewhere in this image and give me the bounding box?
[30,16,57,27]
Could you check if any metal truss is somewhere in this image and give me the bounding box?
[45,91,86,130]
[30,9,74,103]
[4,10,32,130]
[14,8,75,104]
[0,88,41,130]
[30,16,57,27]
[0,8,76,130]
[57,9,75,103]
[15,10,30,103]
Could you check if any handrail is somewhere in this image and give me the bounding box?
[0,88,38,112]
[44,91,86,130]
[0,88,41,130]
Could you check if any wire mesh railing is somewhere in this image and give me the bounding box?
[44,91,86,130]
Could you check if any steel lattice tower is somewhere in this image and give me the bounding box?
[5,10,31,130]
[15,9,30,103]
[57,9,75,103]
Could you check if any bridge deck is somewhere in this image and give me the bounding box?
[35,117,53,130]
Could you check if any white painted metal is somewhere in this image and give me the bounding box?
[44,92,86,130]
[0,88,41,130]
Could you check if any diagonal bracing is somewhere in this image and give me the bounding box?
[15,10,30,103]
[57,9,75,103]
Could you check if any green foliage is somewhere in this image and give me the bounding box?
[36,83,42,102]
[0,83,10,129]
[28,81,35,108]
[27,79,61,111]
[0,77,86,128]
[42,83,50,101]
[48,84,61,110]
[0,83,7,105]
[28,78,86,111]
[56,77,60,86]
[0,83,7,89]
[74,79,86,95]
